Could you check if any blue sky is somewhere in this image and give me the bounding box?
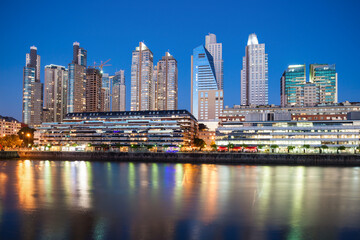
[1,0,359,121]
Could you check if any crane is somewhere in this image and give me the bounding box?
[92,59,111,73]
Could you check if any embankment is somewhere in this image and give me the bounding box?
[0,151,20,159]
[14,151,360,166]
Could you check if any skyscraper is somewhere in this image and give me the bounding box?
[191,45,223,120]
[44,64,68,122]
[102,73,111,111]
[131,42,154,111]
[280,65,306,107]
[86,68,103,112]
[205,33,223,90]
[241,33,268,106]
[112,70,126,111]
[156,52,178,110]
[67,42,87,113]
[310,64,338,104]
[22,46,43,127]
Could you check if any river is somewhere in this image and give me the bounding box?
[0,160,359,239]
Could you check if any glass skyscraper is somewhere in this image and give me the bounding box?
[112,70,126,111]
[241,33,268,106]
[280,65,306,107]
[22,46,43,127]
[101,73,111,111]
[310,64,338,104]
[191,45,223,120]
[205,33,223,90]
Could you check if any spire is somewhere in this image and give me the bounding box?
[247,33,259,45]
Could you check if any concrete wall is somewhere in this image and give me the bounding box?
[17,151,360,166]
[0,151,20,159]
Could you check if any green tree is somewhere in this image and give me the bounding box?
[270,144,279,153]
[287,146,295,153]
[0,135,22,149]
[227,142,234,152]
[210,143,217,151]
[320,145,328,154]
[17,127,35,147]
[337,146,346,154]
[302,144,311,153]
[194,138,206,150]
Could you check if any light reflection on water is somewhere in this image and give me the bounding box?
[0,160,359,239]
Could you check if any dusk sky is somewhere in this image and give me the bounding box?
[1,0,359,121]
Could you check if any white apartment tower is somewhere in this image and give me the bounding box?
[130,42,154,111]
[241,33,268,106]
[205,33,223,90]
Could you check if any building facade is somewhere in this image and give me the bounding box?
[112,70,126,111]
[22,46,43,127]
[310,64,338,104]
[86,68,103,112]
[101,73,111,112]
[67,42,87,113]
[241,33,268,106]
[44,64,68,122]
[131,42,154,111]
[205,33,223,90]
[35,110,198,149]
[0,116,21,137]
[191,45,223,121]
[156,52,178,110]
[280,65,306,107]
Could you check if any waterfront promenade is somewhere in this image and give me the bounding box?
[0,151,358,166]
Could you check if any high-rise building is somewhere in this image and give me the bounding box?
[112,70,126,111]
[86,68,103,112]
[151,65,158,111]
[310,64,338,104]
[67,42,87,113]
[191,45,223,120]
[44,64,68,122]
[241,33,268,106]
[101,73,111,111]
[280,65,306,107]
[205,33,223,90]
[156,52,178,110]
[22,46,43,127]
[131,42,154,111]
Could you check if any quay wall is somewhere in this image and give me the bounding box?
[15,151,360,166]
[0,151,20,159]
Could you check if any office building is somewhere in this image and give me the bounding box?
[22,46,43,127]
[35,110,198,150]
[131,42,154,111]
[156,52,178,110]
[191,45,223,121]
[205,33,223,90]
[310,64,338,104]
[280,65,306,107]
[241,33,268,106]
[67,42,87,113]
[112,70,126,111]
[86,68,103,112]
[44,64,68,122]
[102,73,111,111]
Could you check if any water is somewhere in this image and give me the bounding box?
[0,160,359,239]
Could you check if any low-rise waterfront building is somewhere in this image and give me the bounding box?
[35,110,198,150]
[0,116,21,137]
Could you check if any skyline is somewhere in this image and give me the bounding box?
[1,0,360,121]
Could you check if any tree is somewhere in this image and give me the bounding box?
[302,144,310,153]
[17,127,35,147]
[0,135,22,149]
[337,146,346,154]
[270,144,279,153]
[287,146,295,153]
[210,143,217,151]
[227,142,234,152]
[194,138,206,150]
[198,123,208,131]
[320,145,328,154]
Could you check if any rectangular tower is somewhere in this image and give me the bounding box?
[205,33,223,90]
[102,73,111,112]
[309,64,338,104]
[156,52,178,110]
[44,64,68,122]
[280,65,306,107]
[130,42,154,111]
[241,34,268,106]
[86,68,103,112]
[112,70,126,111]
